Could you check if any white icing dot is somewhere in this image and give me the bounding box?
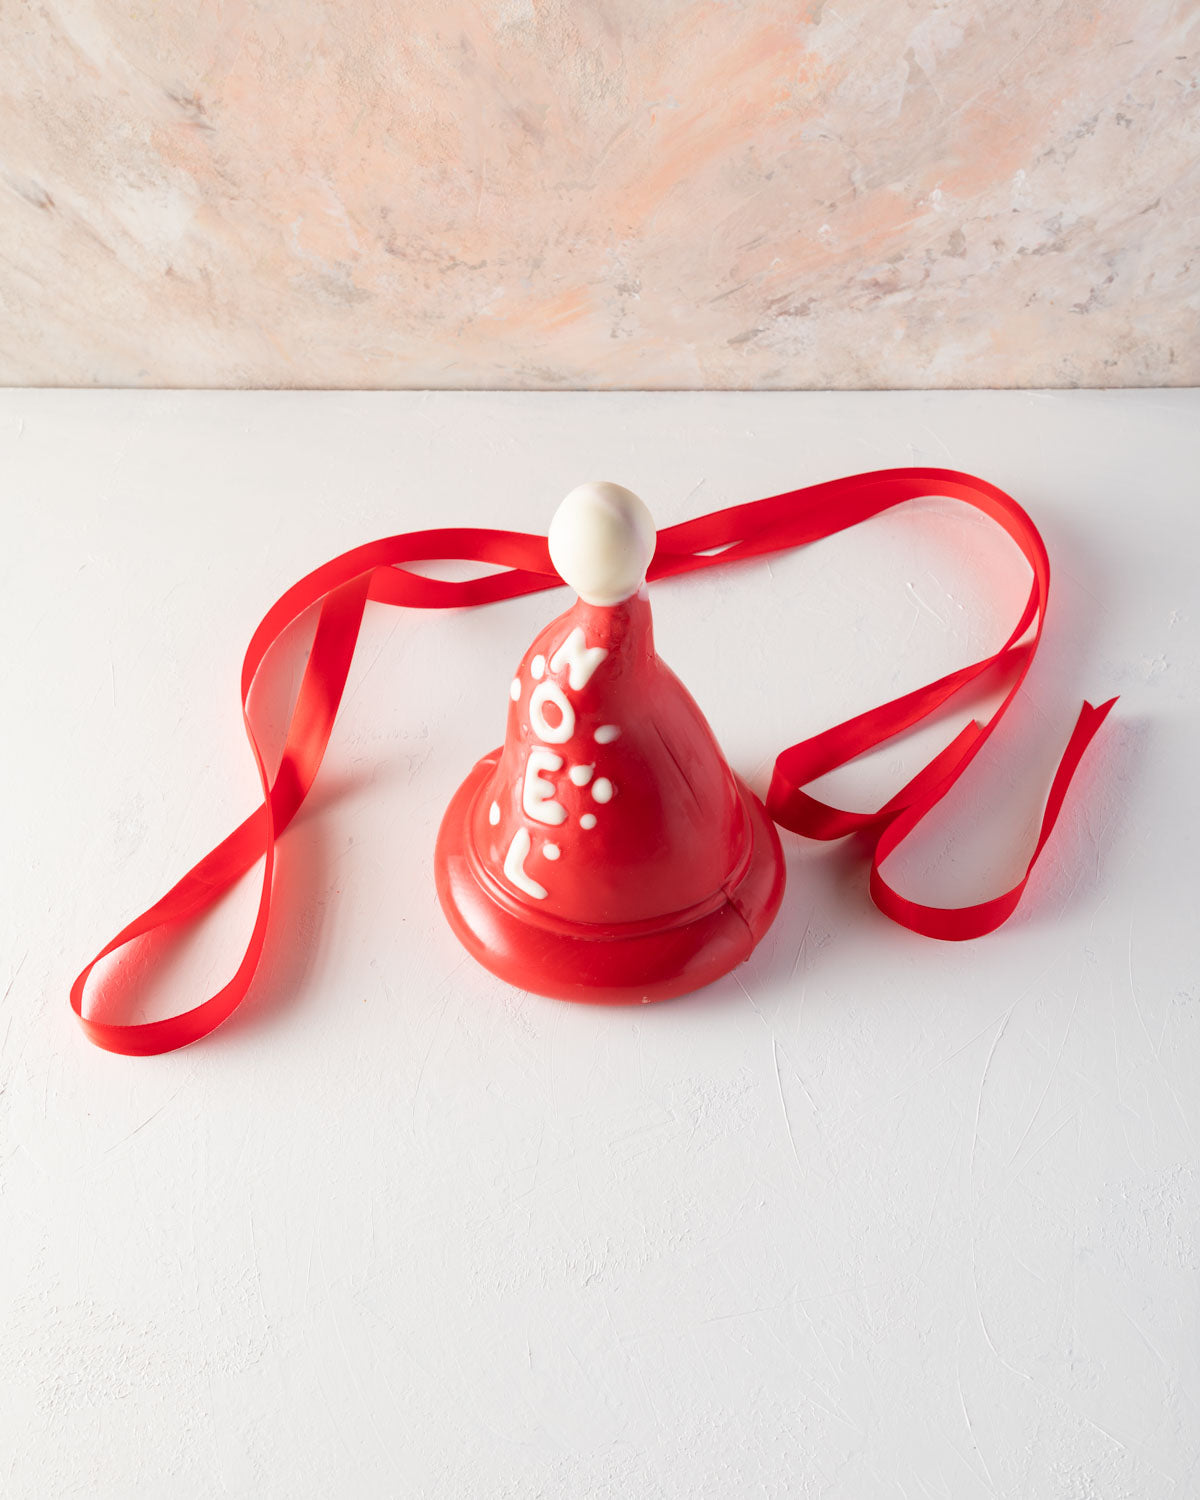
[568,763,595,787]
[510,678,521,702]
[580,813,597,830]
[591,777,614,803]
[488,801,500,825]
[595,724,621,744]
[542,843,561,861]
[531,654,546,679]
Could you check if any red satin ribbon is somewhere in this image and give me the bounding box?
[72,468,1116,1056]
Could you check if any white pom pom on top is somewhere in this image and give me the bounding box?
[548,481,656,607]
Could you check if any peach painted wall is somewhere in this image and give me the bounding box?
[1,0,1196,389]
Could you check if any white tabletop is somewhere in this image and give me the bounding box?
[3,390,1197,1498]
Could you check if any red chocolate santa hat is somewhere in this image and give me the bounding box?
[435,481,785,1003]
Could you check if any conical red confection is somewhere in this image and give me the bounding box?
[435,482,785,1003]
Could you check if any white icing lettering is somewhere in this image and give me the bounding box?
[523,748,567,825]
[550,627,608,691]
[503,828,546,899]
[530,680,575,744]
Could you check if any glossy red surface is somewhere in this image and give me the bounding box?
[435,589,787,1002]
[436,756,785,1003]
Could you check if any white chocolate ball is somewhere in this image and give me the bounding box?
[548,481,656,606]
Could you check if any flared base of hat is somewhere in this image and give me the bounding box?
[435,752,786,1005]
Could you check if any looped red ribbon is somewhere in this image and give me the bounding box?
[72,467,1116,1055]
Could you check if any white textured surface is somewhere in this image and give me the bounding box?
[2,390,1198,1498]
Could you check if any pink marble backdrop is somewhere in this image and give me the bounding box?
[1,1,1196,388]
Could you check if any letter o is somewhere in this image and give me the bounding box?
[529,680,575,744]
